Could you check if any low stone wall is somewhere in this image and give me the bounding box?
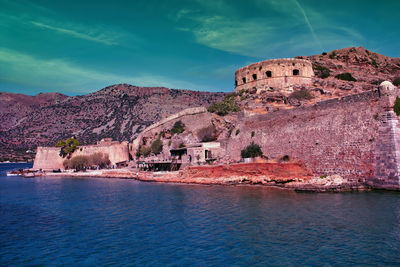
[33,142,129,170]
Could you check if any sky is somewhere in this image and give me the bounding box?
[1,0,399,95]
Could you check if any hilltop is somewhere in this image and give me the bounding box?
[0,84,226,161]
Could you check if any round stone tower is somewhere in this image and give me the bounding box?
[234,58,314,93]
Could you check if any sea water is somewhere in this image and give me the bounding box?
[1,163,400,266]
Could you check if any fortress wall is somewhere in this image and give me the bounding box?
[33,147,64,170]
[226,90,385,182]
[132,107,212,150]
[235,58,314,93]
[72,142,129,165]
[33,142,129,170]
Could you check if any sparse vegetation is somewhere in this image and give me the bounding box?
[335,72,357,82]
[371,58,378,68]
[320,174,328,179]
[289,89,314,100]
[313,65,331,79]
[63,152,110,170]
[207,94,240,116]
[179,142,185,148]
[63,155,89,171]
[89,152,111,168]
[329,51,337,59]
[56,137,81,158]
[394,97,400,116]
[171,120,185,135]
[393,77,400,86]
[235,129,240,136]
[241,142,263,158]
[198,125,217,142]
[136,145,151,157]
[151,139,163,154]
[251,131,255,138]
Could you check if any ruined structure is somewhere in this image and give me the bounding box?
[33,139,129,170]
[234,58,314,93]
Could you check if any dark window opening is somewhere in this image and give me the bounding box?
[235,80,238,86]
[252,74,257,80]
[266,71,272,77]
[242,77,246,84]
[293,69,300,76]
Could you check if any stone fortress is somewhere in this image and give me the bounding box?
[234,58,314,93]
[33,50,400,191]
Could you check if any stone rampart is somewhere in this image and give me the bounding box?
[235,58,314,93]
[33,142,129,170]
[225,89,400,187]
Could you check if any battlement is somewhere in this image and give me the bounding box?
[234,58,314,93]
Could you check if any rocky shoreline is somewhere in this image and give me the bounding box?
[37,163,371,192]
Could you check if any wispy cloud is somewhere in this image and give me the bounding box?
[293,0,323,51]
[30,21,119,45]
[171,0,363,58]
[0,48,210,93]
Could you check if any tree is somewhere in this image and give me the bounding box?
[171,121,185,135]
[64,155,90,171]
[151,139,163,154]
[89,152,111,168]
[241,142,263,158]
[57,137,81,158]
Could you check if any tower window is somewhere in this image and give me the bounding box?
[266,71,272,77]
[242,77,246,84]
[252,74,257,80]
[293,69,300,75]
[235,80,238,87]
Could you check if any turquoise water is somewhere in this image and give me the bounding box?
[1,163,400,266]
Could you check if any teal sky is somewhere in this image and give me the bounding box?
[1,0,399,95]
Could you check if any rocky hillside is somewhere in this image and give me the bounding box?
[0,84,226,161]
[239,47,400,113]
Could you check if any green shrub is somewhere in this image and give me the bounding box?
[335,72,357,82]
[235,129,240,136]
[151,139,163,154]
[241,142,263,158]
[290,89,314,100]
[394,97,400,116]
[207,94,240,116]
[171,120,185,135]
[89,152,110,168]
[393,77,400,86]
[313,65,331,79]
[136,145,151,157]
[57,137,81,158]
[371,58,377,68]
[198,125,217,142]
[64,155,90,171]
[320,174,327,179]
[329,51,337,59]
[179,142,185,148]
[251,131,255,138]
